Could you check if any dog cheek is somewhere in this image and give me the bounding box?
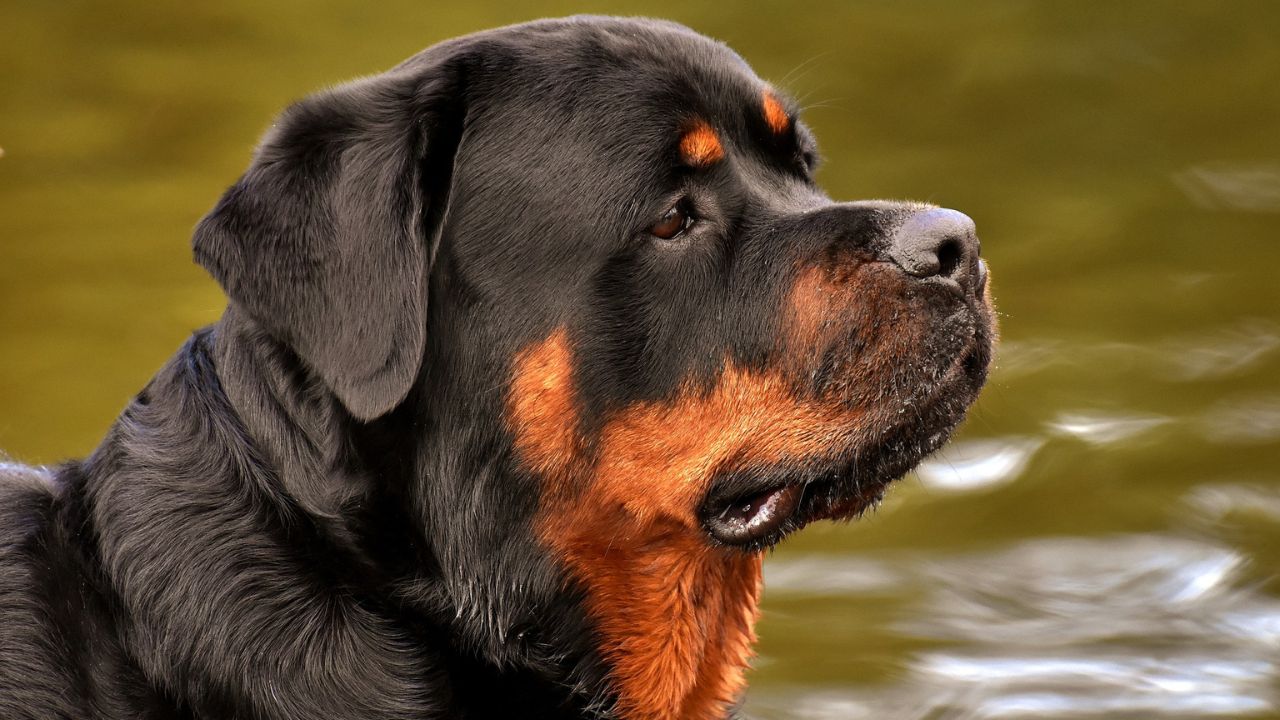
[508,328,853,527]
[508,327,582,480]
[781,261,931,408]
[583,364,872,532]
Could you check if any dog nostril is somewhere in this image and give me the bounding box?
[885,208,979,284]
[936,237,963,279]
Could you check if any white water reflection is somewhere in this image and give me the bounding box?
[989,339,1071,379]
[1174,163,1280,213]
[902,536,1269,645]
[749,652,1276,719]
[917,653,1275,718]
[1198,394,1280,445]
[755,533,1280,719]
[1159,319,1280,382]
[983,319,1280,383]
[762,555,904,596]
[914,437,1044,492]
[1184,482,1280,524]
[1047,411,1171,445]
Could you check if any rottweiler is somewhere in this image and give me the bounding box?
[0,16,995,720]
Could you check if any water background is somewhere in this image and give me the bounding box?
[3,2,1278,717]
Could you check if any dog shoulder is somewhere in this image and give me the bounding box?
[0,459,57,554]
[0,462,85,718]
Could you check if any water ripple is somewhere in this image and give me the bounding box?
[914,437,1044,492]
[902,535,1269,645]
[755,534,1280,718]
[748,652,1276,720]
[1184,482,1280,524]
[986,318,1280,383]
[1174,163,1280,213]
[763,555,903,596]
[1047,411,1171,445]
[1158,319,1280,382]
[1198,394,1280,445]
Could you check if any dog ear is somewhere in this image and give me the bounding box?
[193,60,465,421]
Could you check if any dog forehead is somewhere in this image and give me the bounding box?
[496,16,754,76]
[444,20,773,204]
[456,17,764,126]
[431,17,806,305]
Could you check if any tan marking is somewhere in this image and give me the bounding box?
[507,327,581,477]
[679,120,725,167]
[762,91,790,135]
[510,326,869,720]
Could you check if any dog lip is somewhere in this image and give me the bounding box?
[703,483,805,546]
[913,273,966,299]
[809,476,889,522]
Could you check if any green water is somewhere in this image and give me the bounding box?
[3,2,1278,717]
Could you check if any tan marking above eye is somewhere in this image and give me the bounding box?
[679,120,724,167]
[762,91,790,135]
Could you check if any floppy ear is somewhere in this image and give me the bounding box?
[194,61,465,421]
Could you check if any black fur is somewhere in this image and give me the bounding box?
[0,16,994,719]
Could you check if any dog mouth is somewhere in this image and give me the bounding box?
[699,460,882,550]
[703,483,807,545]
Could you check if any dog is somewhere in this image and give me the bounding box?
[0,16,995,720]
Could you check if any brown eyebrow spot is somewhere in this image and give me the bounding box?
[762,91,790,135]
[679,119,724,167]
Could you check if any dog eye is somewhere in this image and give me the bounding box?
[649,202,694,240]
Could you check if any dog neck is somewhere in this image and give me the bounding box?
[544,512,764,720]
[509,328,764,719]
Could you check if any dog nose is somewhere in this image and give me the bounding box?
[886,208,981,289]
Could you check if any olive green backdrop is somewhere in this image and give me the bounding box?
[3,2,1279,717]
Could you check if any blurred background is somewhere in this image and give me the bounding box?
[3,1,1279,718]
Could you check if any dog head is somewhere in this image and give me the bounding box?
[194,16,995,720]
